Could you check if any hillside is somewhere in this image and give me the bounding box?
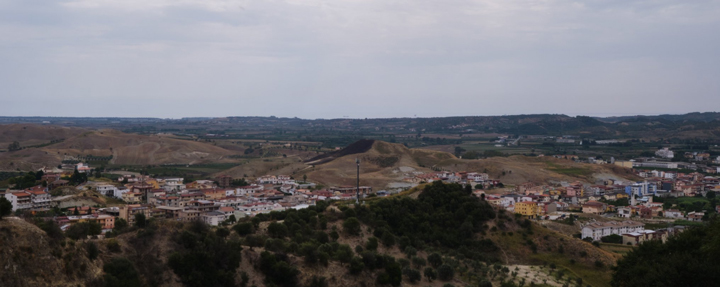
[292,140,637,190]
[0,126,243,170]
[300,140,455,188]
[0,182,618,287]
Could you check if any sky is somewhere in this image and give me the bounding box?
[1,0,720,119]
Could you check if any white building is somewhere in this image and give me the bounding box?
[96,184,120,197]
[664,209,684,219]
[201,211,227,226]
[4,192,32,211]
[581,221,644,241]
[655,148,674,159]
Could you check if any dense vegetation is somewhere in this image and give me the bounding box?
[612,219,720,287]
[354,181,497,259]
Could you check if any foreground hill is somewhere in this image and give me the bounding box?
[0,182,617,287]
[0,125,241,170]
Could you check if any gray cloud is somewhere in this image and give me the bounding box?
[1,0,719,118]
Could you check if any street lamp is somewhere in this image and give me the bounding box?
[356,158,360,204]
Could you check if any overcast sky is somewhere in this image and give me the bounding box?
[1,0,719,119]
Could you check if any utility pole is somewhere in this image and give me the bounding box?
[356,158,360,204]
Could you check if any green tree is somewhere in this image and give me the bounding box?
[343,217,362,236]
[233,222,254,236]
[365,237,379,251]
[103,257,141,287]
[0,197,12,220]
[8,141,20,151]
[134,213,146,228]
[438,264,454,281]
[406,268,421,283]
[428,253,443,268]
[268,222,289,238]
[424,267,437,282]
[349,256,365,274]
[381,231,395,247]
[114,218,128,233]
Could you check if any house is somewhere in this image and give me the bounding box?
[118,204,151,225]
[581,221,644,241]
[122,192,142,204]
[96,184,119,198]
[617,207,632,218]
[664,209,683,219]
[582,201,607,214]
[201,211,227,226]
[215,175,232,188]
[514,201,539,218]
[687,212,704,222]
[4,192,32,211]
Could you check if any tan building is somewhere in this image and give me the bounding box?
[582,201,607,214]
[515,201,539,218]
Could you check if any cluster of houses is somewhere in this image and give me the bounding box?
[403,171,502,188]
[2,172,379,232]
[485,173,719,222]
[580,220,686,246]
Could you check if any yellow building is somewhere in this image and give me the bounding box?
[515,201,539,218]
[616,193,629,199]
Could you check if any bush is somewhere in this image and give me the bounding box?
[168,223,243,287]
[107,239,121,253]
[594,260,604,268]
[428,253,443,268]
[406,268,421,283]
[85,242,99,261]
[267,222,289,238]
[404,246,417,258]
[600,234,623,244]
[438,264,454,281]
[134,213,146,228]
[343,217,362,235]
[424,267,437,282]
[103,257,141,287]
[66,221,102,240]
[349,256,365,274]
[412,256,427,268]
[381,231,395,247]
[365,237,379,251]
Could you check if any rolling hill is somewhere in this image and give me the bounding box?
[0,125,243,170]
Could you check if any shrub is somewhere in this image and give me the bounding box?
[104,240,121,254]
[349,256,365,274]
[406,268,421,283]
[267,222,288,238]
[412,256,427,268]
[428,253,443,268]
[424,267,437,282]
[343,217,362,236]
[365,237,379,251]
[85,242,99,261]
[103,257,141,287]
[438,264,454,281]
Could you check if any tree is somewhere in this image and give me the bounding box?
[428,253,443,268]
[349,256,365,274]
[73,207,80,215]
[343,217,362,236]
[268,222,288,238]
[406,268,421,283]
[424,267,437,282]
[114,218,128,233]
[7,141,20,151]
[365,237,379,251]
[381,231,395,247]
[303,174,308,183]
[0,197,12,220]
[134,213,147,228]
[103,257,141,287]
[707,191,716,199]
[438,264,454,281]
[233,222,254,236]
